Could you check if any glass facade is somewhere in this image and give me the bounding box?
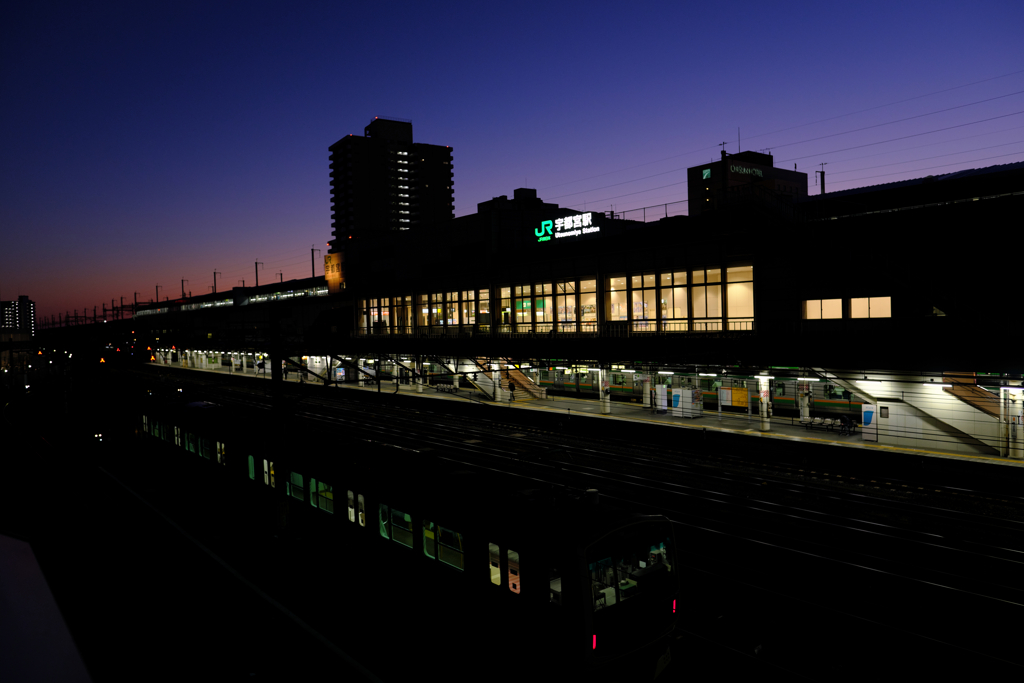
[355,266,754,335]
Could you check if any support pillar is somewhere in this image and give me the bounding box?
[416,357,424,393]
[758,376,771,432]
[799,382,811,422]
[493,371,503,402]
[599,368,612,415]
[229,353,234,374]
[453,361,460,389]
[643,378,651,409]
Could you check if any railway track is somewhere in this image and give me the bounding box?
[123,367,1024,678]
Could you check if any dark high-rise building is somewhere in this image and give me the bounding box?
[327,117,453,253]
[1,295,36,336]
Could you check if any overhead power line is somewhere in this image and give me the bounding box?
[766,89,1024,151]
[779,109,1024,163]
[532,68,1024,195]
[827,139,1024,176]
[825,150,1024,188]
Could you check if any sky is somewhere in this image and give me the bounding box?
[3,0,1023,323]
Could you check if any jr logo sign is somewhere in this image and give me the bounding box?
[536,220,553,242]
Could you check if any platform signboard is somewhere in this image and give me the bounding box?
[861,403,877,442]
[324,253,344,294]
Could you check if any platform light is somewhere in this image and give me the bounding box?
[797,377,820,381]
[555,366,568,370]
[658,371,674,375]
[622,369,635,373]
[758,375,775,379]
[699,373,716,377]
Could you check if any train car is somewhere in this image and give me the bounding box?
[133,392,680,682]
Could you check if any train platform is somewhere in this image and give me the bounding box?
[151,361,1024,469]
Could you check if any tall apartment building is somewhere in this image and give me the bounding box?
[327,117,453,253]
[1,295,36,336]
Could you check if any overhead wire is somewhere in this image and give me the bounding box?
[532,68,1024,194]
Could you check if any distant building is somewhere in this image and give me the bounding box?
[327,117,453,254]
[1,295,35,337]
[687,151,808,216]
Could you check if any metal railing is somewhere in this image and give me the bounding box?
[353,320,754,338]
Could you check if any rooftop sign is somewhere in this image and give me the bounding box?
[536,212,599,243]
[730,164,764,178]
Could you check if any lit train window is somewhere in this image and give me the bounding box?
[347,491,355,523]
[590,557,616,611]
[357,494,365,527]
[199,437,212,459]
[507,549,520,594]
[489,543,501,585]
[379,504,391,539]
[216,442,226,465]
[142,415,148,433]
[269,461,275,488]
[423,521,436,559]
[310,479,318,508]
[317,482,334,513]
[438,527,464,571]
[248,456,255,481]
[263,459,269,485]
[288,472,304,501]
[391,509,413,548]
[174,426,181,447]
[186,433,196,454]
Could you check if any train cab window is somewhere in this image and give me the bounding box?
[549,567,562,606]
[379,504,391,539]
[507,549,520,594]
[423,521,437,559]
[317,482,334,513]
[438,526,464,571]
[288,472,305,502]
[199,437,212,459]
[347,491,355,523]
[489,543,501,585]
[174,426,182,447]
[391,509,413,548]
[248,456,255,481]
[263,459,269,485]
[357,494,366,527]
[142,415,148,433]
[269,461,276,488]
[216,441,226,465]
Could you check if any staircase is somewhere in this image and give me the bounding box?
[942,372,1001,419]
[471,358,545,402]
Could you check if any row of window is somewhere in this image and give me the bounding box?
[242,450,524,592]
[145,415,529,598]
[358,266,755,333]
[803,297,891,319]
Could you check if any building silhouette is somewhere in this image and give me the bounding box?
[327,117,453,254]
[1,295,35,337]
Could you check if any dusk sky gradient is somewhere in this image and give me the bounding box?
[3,1,1023,322]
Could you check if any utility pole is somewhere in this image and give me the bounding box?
[156,284,162,303]
[255,262,263,288]
[213,270,222,294]
[816,163,827,195]
[121,296,125,320]
[238,280,245,289]
[102,303,107,321]
[277,271,283,283]
[134,292,140,317]
[93,306,97,324]
[182,279,188,298]
[311,246,320,278]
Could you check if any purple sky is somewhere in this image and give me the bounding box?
[3,1,1023,322]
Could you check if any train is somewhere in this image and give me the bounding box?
[132,387,680,682]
